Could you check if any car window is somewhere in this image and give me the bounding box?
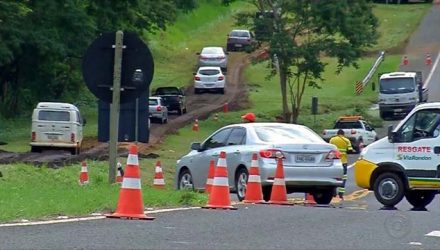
[255,125,323,143]
[203,128,232,149]
[230,31,250,38]
[363,121,373,131]
[201,47,223,55]
[226,128,246,146]
[149,99,158,106]
[396,109,440,142]
[199,69,220,75]
[38,110,70,122]
[334,121,362,129]
[155,88,180,95]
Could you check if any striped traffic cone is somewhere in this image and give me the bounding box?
[304,193,317,206]
[243,153,265,204]
[106,144,155,220]
[203,151,237,210]
[153,160,165,189]
[205,159,216,194]
[116,162,123,184]
[269,157,291,205]
[79,161,89,185]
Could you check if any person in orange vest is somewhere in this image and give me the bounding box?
[329,129,353,200]
[241,112,256,123]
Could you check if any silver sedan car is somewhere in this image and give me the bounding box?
[175,123,344,204]
[197,47,228,72]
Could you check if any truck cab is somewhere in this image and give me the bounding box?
[354,102,440,209]
[378,72,428,119]
[30,102,85,155]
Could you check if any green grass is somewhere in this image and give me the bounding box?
[371,3,432,51]
[0,2,432,222]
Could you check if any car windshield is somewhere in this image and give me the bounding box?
[149,99,158,105]
[254,125,323,143]
[155,88,180,95]
[380,77,415,94]
[201,47,223,55]
[199,69,220,75]
[38,111,70,121]
[230,31,250,37]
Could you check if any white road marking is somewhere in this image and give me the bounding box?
[425,231,440,237]
[408,242,422,246]
[425,50,440,88]
[0,207,200,228]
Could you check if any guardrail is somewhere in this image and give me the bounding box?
[355,51,385,95]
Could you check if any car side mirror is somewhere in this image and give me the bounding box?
[196,52,200,55]
[82,118,87,126]
[225,52,229,55]
[193,72,196,75]
[387,125,396,143]
[191,142,201,151]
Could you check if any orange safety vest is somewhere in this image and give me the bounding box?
[329,135,353,164]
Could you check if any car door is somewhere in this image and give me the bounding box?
[362,121,376,145]
[392,109,440,187]
[223,127,247,185]
[190,128,233,189]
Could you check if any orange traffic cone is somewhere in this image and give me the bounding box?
[426,53,432,65]
[153,160,165,189]
[223,102,229,113]
[203,151,237,210]
[106,144,155,220]
[402,55,409,66]
[243,153,265,204]
[79,161,89,185]
[192,119,199,132]
[116,162,123,184]
[269,157,291,205]
[205,159,216,193]
[304,193,317,206]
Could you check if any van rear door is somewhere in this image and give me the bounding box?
[35,110,72,143]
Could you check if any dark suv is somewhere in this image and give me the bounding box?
[153,87,187,115]
[226,29,256,52]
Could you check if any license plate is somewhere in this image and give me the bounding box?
[234,44,242,47]
[295,154,315,163]
[47,134,58,140]
[204,83,214,87]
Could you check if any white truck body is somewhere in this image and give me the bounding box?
[30,102,84,154]
[378,72,428,119]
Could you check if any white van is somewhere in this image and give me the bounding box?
[354,102,440,209]
[30,102,85,155]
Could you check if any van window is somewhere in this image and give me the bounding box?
[38,111,70,121]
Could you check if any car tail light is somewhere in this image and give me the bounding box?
[157,106,162,111]
[71,133,75,143]
[217,56,225,59]
[259,149,284,158]
[218,76,224,80]
[200,56,208,60]
[351,129,356,134]
[31,131,36,141]
[194,76,201,81]
[325,150,341,160]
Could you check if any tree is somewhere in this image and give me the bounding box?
[235,0,378,123]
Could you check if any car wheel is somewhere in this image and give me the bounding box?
[31,146,41,153]
[177,106,183,115]
[235,167,249,201]
[178,169,194,190]
[219,88,225,95]
[312,189,334,205]
[405,190,436,208]
[373,172,405,207]
[194,89,201,94]
[262,186,272,202]
[183,107,187,114]
[71,146,80,155]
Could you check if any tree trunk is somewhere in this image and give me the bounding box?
[279,64,290,122]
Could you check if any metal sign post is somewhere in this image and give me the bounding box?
[108,31,124,183]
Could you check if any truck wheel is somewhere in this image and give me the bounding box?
[373,172,405,207]
[380,111,387,120]
[405,190,436,209]
[313,189,334,205]
[177,107,183,115]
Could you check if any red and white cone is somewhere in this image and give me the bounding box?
[153,160,165,189]
[79,161,89,185]
[243,153,265,204]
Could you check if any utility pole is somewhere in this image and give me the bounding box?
[108,30,124,183]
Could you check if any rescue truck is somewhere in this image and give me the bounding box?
[354,102,440,208]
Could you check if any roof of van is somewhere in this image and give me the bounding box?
[36,102,79,111]
[380,72,417,79]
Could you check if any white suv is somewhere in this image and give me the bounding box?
[194,66,225,94]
